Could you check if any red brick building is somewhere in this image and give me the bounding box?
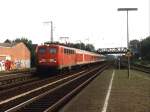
[0,42,31,71]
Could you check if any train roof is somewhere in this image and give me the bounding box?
[38,43,104,57]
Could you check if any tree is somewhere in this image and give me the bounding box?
[130,39,140,59]
[85,44,95,52]
[4,39,12,43]
[130,36,150,62]
[73,43,86,50]
[140,36,150,60]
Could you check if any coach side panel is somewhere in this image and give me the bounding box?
[59,48,76,69]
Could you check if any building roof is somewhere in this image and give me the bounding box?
[0,43,18,47]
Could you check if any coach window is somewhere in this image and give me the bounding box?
[70,50,72,54]
[66,49,68,54]
[69,50,71,54]
[71,50,73,54]
[67,49,69,54]
[49,48,57,54]
[73,50,75,54]
[64,49,67,54]
[68,50,70,54]
[68,49,70,54]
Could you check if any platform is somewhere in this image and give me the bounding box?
[59,69,150,112]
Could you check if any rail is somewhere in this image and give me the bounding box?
[0,63,111,112]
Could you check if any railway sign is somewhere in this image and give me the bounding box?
[126,51,132,57]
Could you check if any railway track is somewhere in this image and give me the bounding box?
[0,66,87,102]
[121,62,150,74]
[0,63,110,112]
[0,72,38,90]
[131,63,150,73]
[131,66,150,74]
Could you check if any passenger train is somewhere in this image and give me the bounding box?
[36,44,105,71]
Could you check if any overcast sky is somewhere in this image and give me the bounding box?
[0,0,149,49]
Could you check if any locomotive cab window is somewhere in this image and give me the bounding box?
[38,47,46,53]
[49,48,57,54]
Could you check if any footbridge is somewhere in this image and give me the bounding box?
[97,47,128,54]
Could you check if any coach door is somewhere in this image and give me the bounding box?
[59,47,64,69]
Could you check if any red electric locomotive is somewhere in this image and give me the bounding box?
[36,43,105,71]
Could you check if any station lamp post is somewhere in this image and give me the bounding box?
[117,8,138,79]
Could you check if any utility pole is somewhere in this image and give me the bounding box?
[43,21,53,43]
[118,8,138,79]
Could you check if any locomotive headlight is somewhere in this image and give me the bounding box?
[50,59,56,62]
[39,59,46,63]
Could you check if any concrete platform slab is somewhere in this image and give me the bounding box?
[59,69,113,112]
[59,69,150,112]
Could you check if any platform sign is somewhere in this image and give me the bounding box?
[126,51,132,57]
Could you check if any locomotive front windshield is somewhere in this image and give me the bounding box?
[49,48,57,54]
[38,47,46,53]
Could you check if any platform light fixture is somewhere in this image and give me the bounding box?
[117,8,138,79]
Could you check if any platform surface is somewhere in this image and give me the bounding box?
[59,69,150,112]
